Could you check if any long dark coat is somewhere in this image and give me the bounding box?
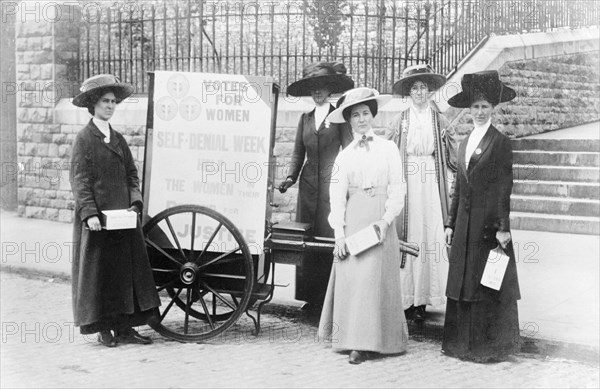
[70,120,160,328]
[288,104,353,236]
[445,125,520,302]
[288,104,353,304]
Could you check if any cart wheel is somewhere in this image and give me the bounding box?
[143,205,255,342]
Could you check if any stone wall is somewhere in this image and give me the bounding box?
[17,95,401,224]
[447,51,600,140]
[15,3,80,222]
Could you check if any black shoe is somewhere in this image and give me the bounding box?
[404,305,415,321]
[116,328,153,345]
[97,330,117,347]
[413,305,426,323]
[348,350,365,365]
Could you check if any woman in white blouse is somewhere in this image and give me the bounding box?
[318,88,408,365]
[387,64,457,323]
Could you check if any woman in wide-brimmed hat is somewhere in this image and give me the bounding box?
[70,74,160,347]
[443,70,521,362]
[278,62,354,312]
[318,87,408,365]
[386,64,458,324]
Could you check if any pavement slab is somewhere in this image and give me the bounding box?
[1,272,598,388]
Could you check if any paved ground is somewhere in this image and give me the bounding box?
[1,271,599,388]
[3,210,599,350]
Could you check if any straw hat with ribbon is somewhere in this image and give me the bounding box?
[392,64,447,96]
[327,87,392,123]
[448,70,516,108]
[287,61,355,97]
[72,74,134,107]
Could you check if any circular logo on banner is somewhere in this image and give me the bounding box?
[155,96,178,121]
[179,96,202,121]
[167,73,190,99]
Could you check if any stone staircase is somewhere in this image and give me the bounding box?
[510,138,600,235]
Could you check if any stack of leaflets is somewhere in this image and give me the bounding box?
[271,222,312,242]
[345,224,381,256]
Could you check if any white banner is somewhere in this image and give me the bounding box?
[146,71,277,254]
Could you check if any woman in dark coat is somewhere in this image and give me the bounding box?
[443,70,521,362]
[278,62,354,310]
[70,74,160,347]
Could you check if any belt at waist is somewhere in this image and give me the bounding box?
[348,186,387,197]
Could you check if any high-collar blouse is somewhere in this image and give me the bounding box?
[328,129,406,239]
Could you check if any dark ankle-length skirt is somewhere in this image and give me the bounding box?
[442,298,520,363]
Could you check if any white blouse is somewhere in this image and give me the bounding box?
[328,129,406,239]
[92,117,111,142]
[465,118,491,169]
[314,103,330,131]
[407,105,435,156]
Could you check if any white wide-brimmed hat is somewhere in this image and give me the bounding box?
[327,87,392,123]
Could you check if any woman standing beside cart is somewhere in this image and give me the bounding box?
[278,62,354,312]
[319,88,408,365]
[387,64,458,323]
[70,74,160,347]
[443,70,521,362]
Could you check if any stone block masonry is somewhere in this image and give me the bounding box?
[449,51,600,140]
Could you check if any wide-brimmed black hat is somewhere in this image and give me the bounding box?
[393,64,446,96]
[287,62,355,97]
[448,70,516,108]
[327,87,392,123]
[72,74,134,107]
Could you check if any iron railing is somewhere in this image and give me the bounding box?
[79,0,600,95]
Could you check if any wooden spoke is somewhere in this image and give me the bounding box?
[190,211,196,256]
[145,238,183,267]
[197,294,215,330]
[197,246,240,269]
[156,278,179,292]
[194,222,222,263]
[160,287,183,321]
[165,216,189,262]
[202,273,247,280]
[200,282,237,311]
[152,268,178,273]
[184,287,192,334]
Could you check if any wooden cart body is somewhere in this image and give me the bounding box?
[141,71,333,342]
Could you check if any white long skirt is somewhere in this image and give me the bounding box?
[401,155,447,309]
[319,190,408,354]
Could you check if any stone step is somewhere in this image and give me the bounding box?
[513,180,600,200]
[510,212,599,235]
[513,150,599,167]
[512,138,600,152]
[514,165,599,183]
[511,195,600,217]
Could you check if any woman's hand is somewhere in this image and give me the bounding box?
[373,220,389,243]
[333,237,348,261]
[277,177,295,193]
[496,231,512,249]
[87,216,102,231]
[445,228,453,246]
[127,204,141,214]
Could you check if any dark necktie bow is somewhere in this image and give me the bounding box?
[356,135,374,151]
